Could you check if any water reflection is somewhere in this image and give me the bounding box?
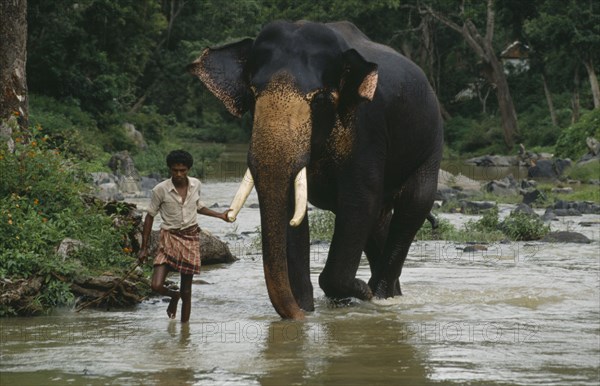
[256,316,432,386]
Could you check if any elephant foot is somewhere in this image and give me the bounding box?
[369,278,402,299]
[320,277,373,302]
[296,296,315,312]
[327,297,355,308]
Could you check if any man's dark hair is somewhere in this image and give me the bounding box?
[166,150,194,168]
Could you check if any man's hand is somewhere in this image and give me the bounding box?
[222,209,233,222]
[137,248,149,264]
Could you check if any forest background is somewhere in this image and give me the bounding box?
[18,0,600,174]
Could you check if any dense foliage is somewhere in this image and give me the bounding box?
[555,109,600,159]
[0,119,136,315]
[23,0,599,164]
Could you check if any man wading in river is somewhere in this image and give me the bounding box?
[138,150,231,323]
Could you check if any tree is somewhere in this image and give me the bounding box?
[421,0,520,148]
[27,0,166,116]
[524,0,600,111]
[0,0,29,136]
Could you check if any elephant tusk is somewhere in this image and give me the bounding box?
[228,169,254,222]
[289,167,308,227]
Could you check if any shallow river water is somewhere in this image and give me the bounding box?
[1,182,599,385]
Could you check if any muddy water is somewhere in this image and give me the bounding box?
[1,182,599,385]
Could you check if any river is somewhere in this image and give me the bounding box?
[1,180,599,385]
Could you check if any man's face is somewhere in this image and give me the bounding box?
[170,163,189,184]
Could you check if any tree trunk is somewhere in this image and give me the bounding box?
[486,55,519,148]
[542,74,558,127]
[572,68,581,123]
[0,0,29,129]
[583,59,600,109]
[422,0,519,149]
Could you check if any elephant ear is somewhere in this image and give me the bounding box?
[339,49,378,106]
[188,38,254,118]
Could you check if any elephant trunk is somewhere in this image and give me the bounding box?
[246,74,312,319]
[254,175,305,320]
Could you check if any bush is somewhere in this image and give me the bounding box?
[500,212,550,241]
[555,109,600,160]
[28,94,105,161]
[0,122,134,315]
[444,115,508,155]
[309,209,336,242]
[415,217,462,241]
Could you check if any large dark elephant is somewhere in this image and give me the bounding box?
[189,21,443,320]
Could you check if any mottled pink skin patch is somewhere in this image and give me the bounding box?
[358,71,378,101]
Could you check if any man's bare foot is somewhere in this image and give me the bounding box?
[167,294,180,319]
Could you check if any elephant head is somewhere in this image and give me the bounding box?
[189,21,378,320]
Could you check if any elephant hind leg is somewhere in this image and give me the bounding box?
[370,163,439,299]
[365,211,400,294]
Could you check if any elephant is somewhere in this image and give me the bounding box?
[189,20,443,320]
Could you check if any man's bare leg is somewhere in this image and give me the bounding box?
[179,274,193,323]
[151,264,180,319]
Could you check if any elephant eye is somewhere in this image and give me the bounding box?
[308,90,339,110]
[305,90,320,102]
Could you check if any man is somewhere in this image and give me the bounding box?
[138,150,231,323]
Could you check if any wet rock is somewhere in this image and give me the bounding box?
[522,189,545,205]
[123,123,148,150]
[553,208,582,216]
[465,155,519,167]
[96,182,122,201]
[463,244,488,252]
[483,174,519,196]
[552,200,600,215]
[512,203,537,217]
[586,136,600,156]
[437,170,482,197]
[579,221,600,227]
[460,200,496,214]
[520,179,537,190]
[541,231,591,244]
[56,238,87,260]
[541,208,557,222]
[200,230,238,264]
[527,159,571,179]
[436,188,460,201]
[140,176,159,191]
[91,172,117,185]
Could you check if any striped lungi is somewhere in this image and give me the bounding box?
[153,224,201,275]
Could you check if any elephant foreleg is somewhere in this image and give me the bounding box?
[319,198,379,301]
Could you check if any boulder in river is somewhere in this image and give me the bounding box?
[541,231,591,244]
[527,159,572,179]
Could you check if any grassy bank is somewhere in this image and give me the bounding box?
[0,120,144,316]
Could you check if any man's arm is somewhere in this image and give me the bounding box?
[198,207,232,222]
[137,214,154,263]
